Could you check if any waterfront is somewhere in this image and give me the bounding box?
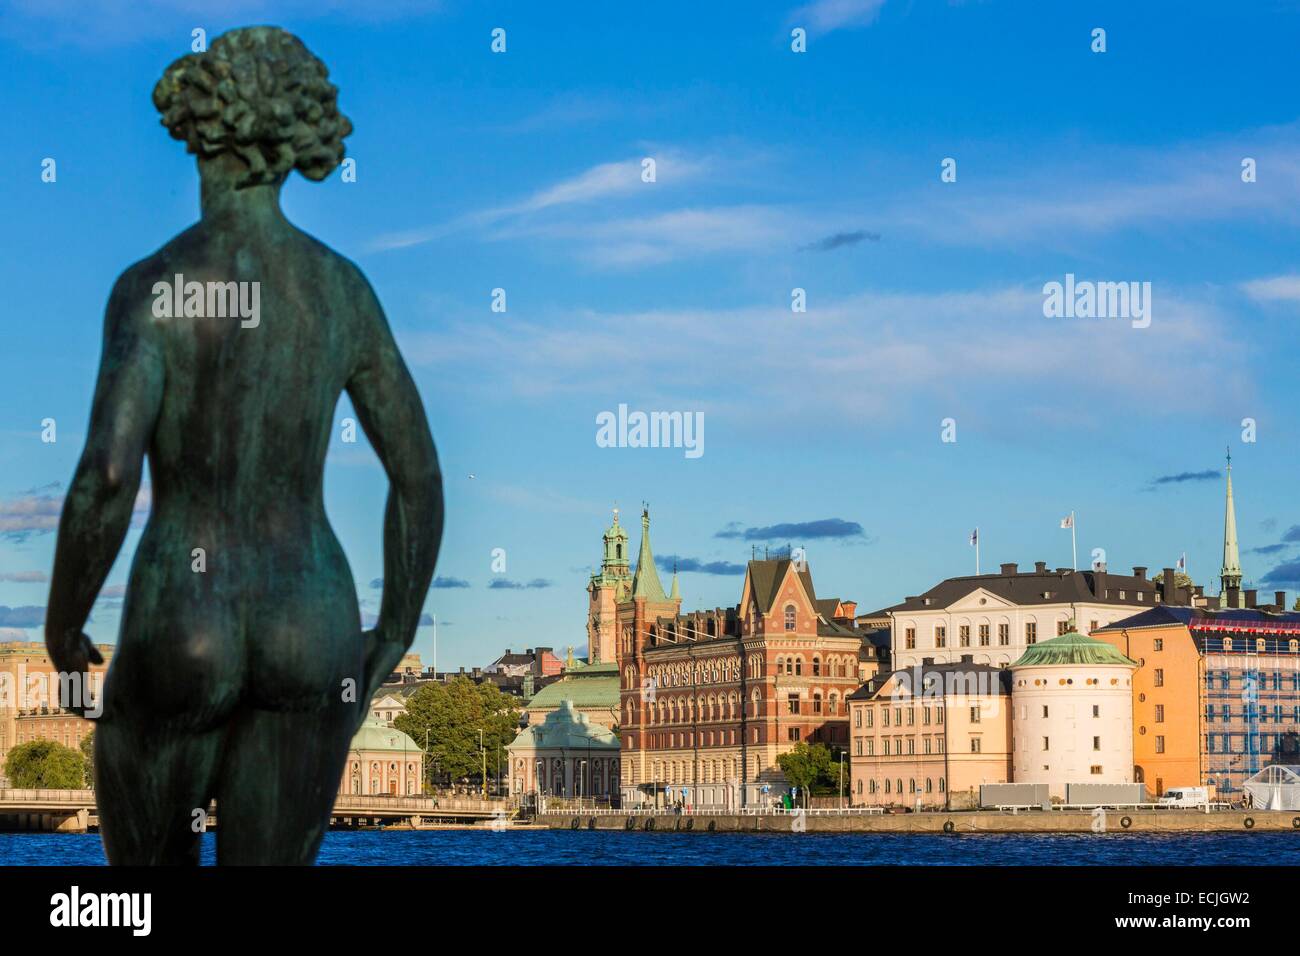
[1,830,1297,866]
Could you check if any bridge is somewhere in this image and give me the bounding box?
[0,789,515,833]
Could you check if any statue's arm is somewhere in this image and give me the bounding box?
[46,271,164,676]
[346,278,443,700]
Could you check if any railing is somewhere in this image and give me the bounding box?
[0,789,95,805]
[992,802,1234,812]
[543,805,885,816]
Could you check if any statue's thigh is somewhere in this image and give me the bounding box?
[214,704,356,865]
[95,719,223,865]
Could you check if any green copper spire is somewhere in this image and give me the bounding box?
[669,562,680,600]
[1221,447,1243,602]
[631,506,668,601]
[601,507,629,572]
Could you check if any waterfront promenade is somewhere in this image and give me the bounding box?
[538,807,1300,834]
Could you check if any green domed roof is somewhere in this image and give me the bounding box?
[350,716,421,753]
[1011,628,1137,668]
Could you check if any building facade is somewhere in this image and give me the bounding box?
[1009,628,1137,800]
[339,717,424,796]
[507,699,620,802]
[888,562,1192,671]
[1096,605,1300,799]
[847,657,1012,809]
[619,550,875,808]
[0,641,113,782]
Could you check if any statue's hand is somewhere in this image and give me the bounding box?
[46,628,104,675]
[43,629,104,718]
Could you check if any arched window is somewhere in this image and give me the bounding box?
[812,656,821,676]
[616,544,622,559]
[794,658,803,676]
[1223,638,1233,652]
[784,605,796,631]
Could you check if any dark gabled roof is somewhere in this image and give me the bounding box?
[849,659,1012,702]
[746,558,816,613]
[815,598,841,617]
[1097,605,1300,635]
[890,567,1160,613]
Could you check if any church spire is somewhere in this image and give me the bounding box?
[669,561,680,601]
[1221,447,1243,602]
[631,506,668,601]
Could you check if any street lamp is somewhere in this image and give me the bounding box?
[478,729,486,798]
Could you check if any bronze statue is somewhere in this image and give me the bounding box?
[44,26,443,864]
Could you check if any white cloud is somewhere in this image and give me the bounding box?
[1241,274,1300,304]
[790,0,888,33]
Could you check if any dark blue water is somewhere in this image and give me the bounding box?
[1,829,1297,865]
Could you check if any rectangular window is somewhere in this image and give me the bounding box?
[1154,668,1164,688]
[1092,736,1100,751]
[937,708,945,725]
[924,738,932,754]
[970,705,981,724]
[1153,638,1163,651]
[1057,621,1070,636]
[907,738,915,755]
[788,727,801,742]
[854,708,862,729]
[979,624,990,646]
[998,623,1009,645]
[1155,704,1165,723]
[1026,622,1037,644]
[1042,736,1050,751]
[787,694,800,715]
[1155,735,1165,754]
[923,707,931,725]
[1041,705,1049,718]
[1092,705,1100,718]
[906,708,915,726]
[959,625,971,647]
[1090,765,1103,775]
[883,707,890,727]
[854,738,863,756]
[894,708,902,725]
[1089,620,1098,634]
[865,739,874,756]
[865,708,874,728]
[905,627,916,649]
[935,625,947,648]
[970,738,981,753]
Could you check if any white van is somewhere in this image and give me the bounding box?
[1157,787,1210,808]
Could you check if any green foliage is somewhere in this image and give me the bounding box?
[393,677,520,787]
[80,730,95,788]
[777,741,846,797]
[4,739,86,789]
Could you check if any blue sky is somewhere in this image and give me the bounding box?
[4,0,1300,668]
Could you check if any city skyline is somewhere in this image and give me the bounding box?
[4,1,1300,670]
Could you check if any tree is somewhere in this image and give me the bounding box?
[394,677,520,790]
[4,740,85,789]
[777,742,844,800]
[80,730,95,788]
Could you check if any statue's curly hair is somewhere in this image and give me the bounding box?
[152,26,352,187]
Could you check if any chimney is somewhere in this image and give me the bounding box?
[1034,561,1047,573]
[840,601,857,618]
[1194,586,1204,597]
[1056,567,1071,575]
[1133,566,1147,580]
[1245,589,1258,609]
[1162,568,1176,604]
[1094,566,1108,598]
[1276,591,1286,610]
[1000,562,1018,575]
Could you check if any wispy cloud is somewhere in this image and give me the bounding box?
[488,578,553,590]
[655,554,746,575]
[715,518,865,541]
[790,0,888,34]
[801,229,880,252]
[1241,274,1300,304]
[0,486,151,542]
[1263,559,1300,586]
[0,571,48,583]
[0,606,45,628]
[432,576,471,589]
[1151,470,1220,486]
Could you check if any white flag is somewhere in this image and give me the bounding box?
[969,528,978,546]
[1060,514,1074,529]
[1176,553,1186,572]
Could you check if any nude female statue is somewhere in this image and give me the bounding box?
[44,27,443,864]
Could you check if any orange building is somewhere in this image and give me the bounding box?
[1096,605,1300,798]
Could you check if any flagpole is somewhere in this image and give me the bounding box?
[976,530,980,575]
[1071,511,1077,571]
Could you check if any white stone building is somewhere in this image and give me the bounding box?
[1009,626,1137,800]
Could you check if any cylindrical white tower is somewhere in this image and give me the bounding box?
[1010,625,1136,801]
